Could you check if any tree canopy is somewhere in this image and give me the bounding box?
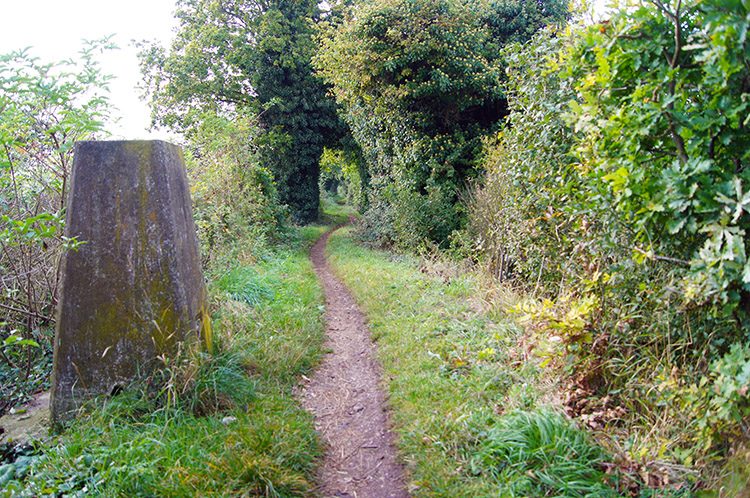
[139,0,339,222]
[315,0,568,246]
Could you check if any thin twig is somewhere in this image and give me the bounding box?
[0,302,54,323]
[634,246,690,266]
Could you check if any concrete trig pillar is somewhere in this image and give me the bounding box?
[50,140,212,425]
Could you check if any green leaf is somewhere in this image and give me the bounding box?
[667,217,688,234]
[742,259,750,284]
[3,334,39,348]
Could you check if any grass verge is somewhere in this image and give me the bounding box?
[325,227,692,497]
[1,227,328,497]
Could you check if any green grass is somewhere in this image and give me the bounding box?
[2,211,696,496]
[471,409,618,498]
[217,266,277,306]
[325,227,627,497]
[319,194,355,226]
[2,232,329,497]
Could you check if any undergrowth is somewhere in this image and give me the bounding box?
[326,226,697,497]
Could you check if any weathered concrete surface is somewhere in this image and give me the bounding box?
[50,141,212,425]
[0,392,50,446]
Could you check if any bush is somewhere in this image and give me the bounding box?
[564,0,750,327]
[682,343,750,451]
[466,0,750,481]
[315,0,568,249]
[185,110,288,269]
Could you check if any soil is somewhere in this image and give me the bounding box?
[298,225,409,498]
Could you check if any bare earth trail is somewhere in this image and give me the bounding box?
[299,225,409,498]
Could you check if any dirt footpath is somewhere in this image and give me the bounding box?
[298,226,409,498]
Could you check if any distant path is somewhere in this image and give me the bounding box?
[299,224,409,498]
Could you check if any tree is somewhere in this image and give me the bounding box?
[254,0,342,222]
[315,0,568,246]
[138,0,262,134]
[139,0,339,222]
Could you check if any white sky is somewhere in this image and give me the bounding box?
[0,0,179,140]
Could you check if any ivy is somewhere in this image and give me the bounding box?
[138,0,340,223]
[315,0,568,247]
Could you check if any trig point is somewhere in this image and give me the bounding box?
[50,140,212,425]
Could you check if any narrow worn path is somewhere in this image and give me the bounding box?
[299,226,409,498]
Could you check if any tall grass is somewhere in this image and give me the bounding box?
[216,266,277,306]
[470,409,616,498]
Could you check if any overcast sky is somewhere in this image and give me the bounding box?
[0,0,179,140]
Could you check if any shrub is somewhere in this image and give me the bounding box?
[315,0,568,249]
[0,41,115,412]
[682,343,750,451]
[185,110,288,269]
[466,0,750,480]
